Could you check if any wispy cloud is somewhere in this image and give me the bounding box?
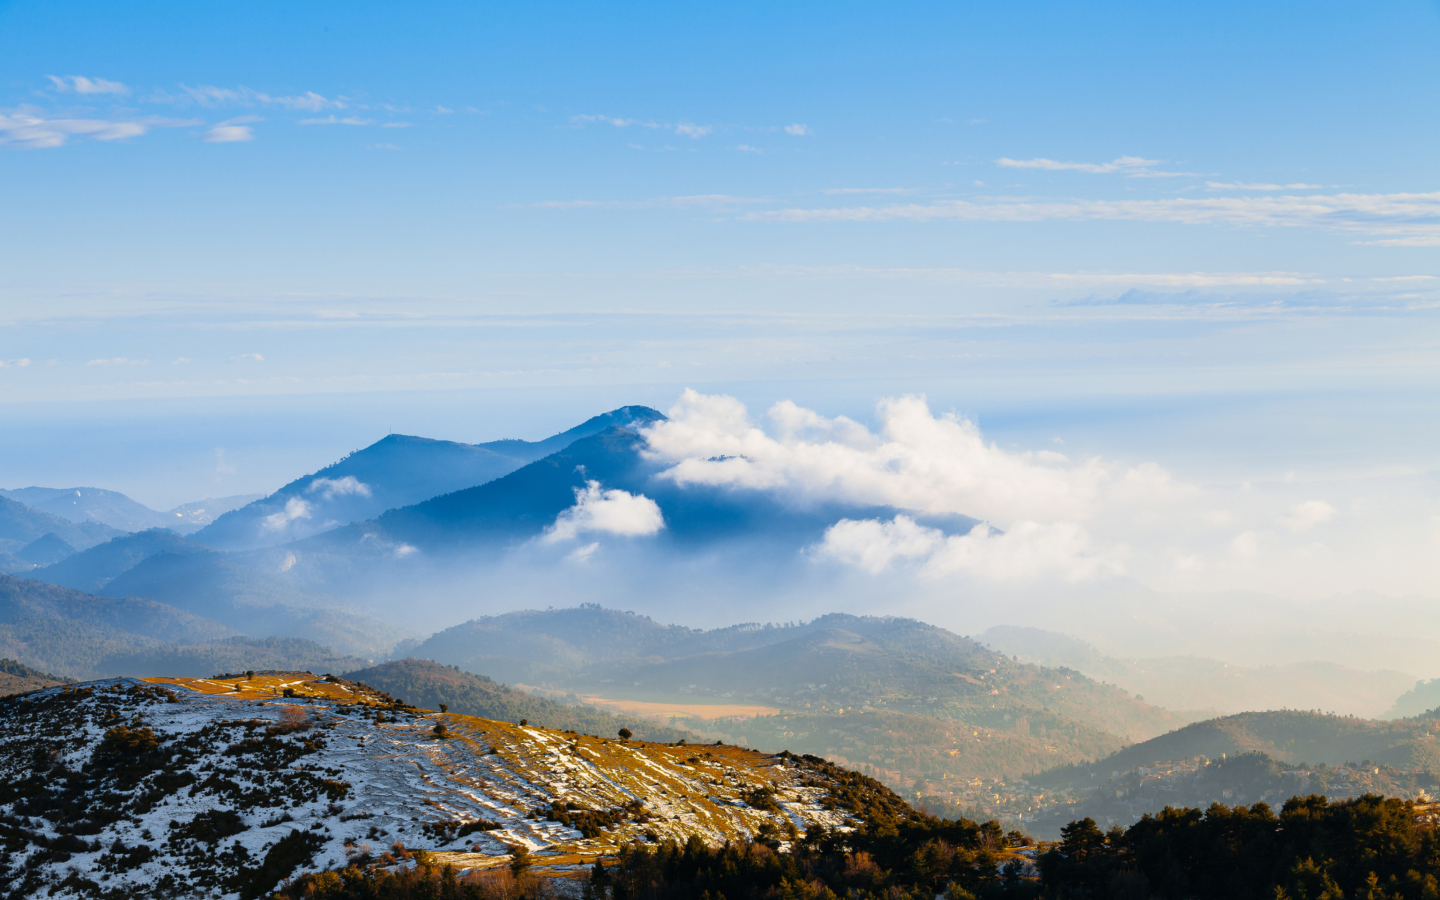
[784,123,810,136]
[46,75,129,95]
[674,122,712,139]
[822,187,916,195]
[1208,181,1324,191]
[997,155,1162,174]
[997,155,1198,178]
[536,194,768,210]
[87,357,148,366]
[203,119,256,143]
[0,358,31,368]
[299,115,374,126]
[230,353,265,361]
[180,85,345,112]
[743,190,1440,242]
[734,144,763,154]
[0,111,147,148]
[723,262,1328,291]
[1356,235,1440,247]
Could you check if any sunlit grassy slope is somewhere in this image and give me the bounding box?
[0,671,868,899]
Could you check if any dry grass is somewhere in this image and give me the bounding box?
[579,695,783,721]
[144,673,390,704]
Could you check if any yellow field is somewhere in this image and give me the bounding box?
[581,695,782,720]
[144,673,390,704]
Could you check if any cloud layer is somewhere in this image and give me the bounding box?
[636,391,1438,597]
[742,191,1440,242]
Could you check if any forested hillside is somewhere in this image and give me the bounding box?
[0,657,69,696]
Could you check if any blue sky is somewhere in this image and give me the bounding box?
[0,0,1436,549]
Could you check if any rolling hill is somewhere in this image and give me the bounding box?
[0,657,69,696]
[0,573,235,647]
[1037,709,1440,783]
[411,606,1184,791]
[0,574,379,679]
[343,658,688,742]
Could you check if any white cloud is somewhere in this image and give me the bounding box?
[0,112,147,148]
[1230,530,1262,559]
[1355,235,1440,247]
[86,357,148,366]
[46,75,129,95]
[784,123,810,136]
[643,391,1190,524]
[1283,500,1337,531]
[742,191,1440,242]
[307,475,373,500]
[817,516,1119,582]
[299,115,374,126]
[734,144,762,154]
[230,353,265,361]
[997,155,1162,174]
[674,122,712,138]
[0,358,31,368]
[204,124,254,143]
[572,114,638,127]
[262,497,312,531]
[1207,181,1323,191]
[172,357,192,365]
[542,480,665,543]
[566,541,601,563]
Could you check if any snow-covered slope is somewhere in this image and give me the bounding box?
[0,672,857,900]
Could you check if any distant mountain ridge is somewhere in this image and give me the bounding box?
[982,625,1417,719]
[0,486,258,534]
[35,528,209,593]
[0,496,123,562]
[353,422,966,556]
[191,406,667,551]
[1037,708,1440,781]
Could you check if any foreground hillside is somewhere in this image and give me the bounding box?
[0,673,863,899]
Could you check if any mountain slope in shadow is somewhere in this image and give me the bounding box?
[192,406,666,551]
